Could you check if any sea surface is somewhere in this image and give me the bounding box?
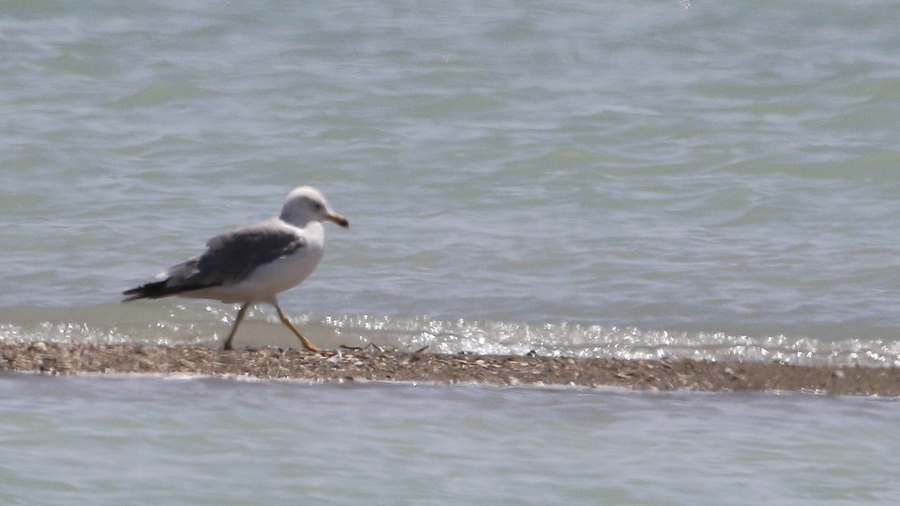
[2,0,900,503]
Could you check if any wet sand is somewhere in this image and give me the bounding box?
[2,342,900,396]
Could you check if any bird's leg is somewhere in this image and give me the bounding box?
[223,302,251,350]
[275,305,325,353]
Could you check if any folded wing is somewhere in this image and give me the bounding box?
[123,222,306,301]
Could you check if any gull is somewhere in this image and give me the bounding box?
[123,186,348,352]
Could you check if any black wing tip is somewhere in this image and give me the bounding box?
[122,278,217,302]
[121,280,173,302]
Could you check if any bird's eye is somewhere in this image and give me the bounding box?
[313,202,323,211]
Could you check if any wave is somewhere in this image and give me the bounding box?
[2,304,899,368]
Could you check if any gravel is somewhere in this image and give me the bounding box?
[3,342,899,396]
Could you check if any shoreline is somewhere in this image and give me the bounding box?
[2,342,900,396]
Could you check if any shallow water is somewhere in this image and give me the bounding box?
[2,374,900,506]
[3,0,900,503]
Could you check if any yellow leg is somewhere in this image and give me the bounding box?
[223,302,250,350]
[275,305,323,352]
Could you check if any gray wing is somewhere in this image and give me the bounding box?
[123,223,305,300]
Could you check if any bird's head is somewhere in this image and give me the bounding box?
[280,186,349,228]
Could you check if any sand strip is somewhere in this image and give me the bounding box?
[2,342,899,396]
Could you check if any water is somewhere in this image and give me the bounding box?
[3,374,900,506]
[2,0,900,503]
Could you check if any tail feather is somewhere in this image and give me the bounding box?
[122,279,180,301]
